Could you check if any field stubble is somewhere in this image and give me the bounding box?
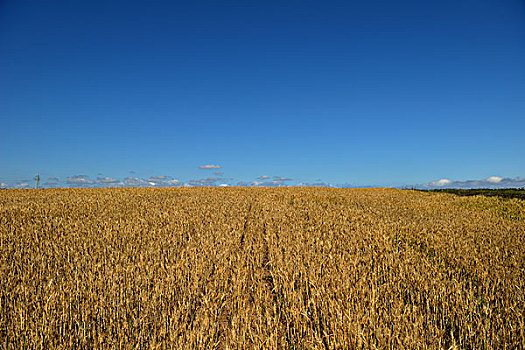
[0,188,524,349]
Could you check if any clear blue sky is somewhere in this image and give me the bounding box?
[1,0,524,188]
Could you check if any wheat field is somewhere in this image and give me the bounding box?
[1,187,524,349]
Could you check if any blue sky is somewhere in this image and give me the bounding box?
[1,0,524,188]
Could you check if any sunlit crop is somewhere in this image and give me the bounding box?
[1,188,523,348]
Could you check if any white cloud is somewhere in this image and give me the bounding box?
[148,177,182,187]
[237,179,289,187]
[236,175,295,187]
[187,177,222,186]
[123,177,151,187]
[117,176,183,187]
[148,176,169,181]
[164,179,181,186]
[485,176,503,183]
[430,179,453,187]
[297,182,331,187]
[273,176,292,182]
[97,177,120,184]
[0,183,8,188]
[419,176,525,189]
[67,175,95,185]
[15,183,30,188]
[199,165,221,169]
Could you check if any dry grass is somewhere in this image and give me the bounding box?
[1,188,524,349]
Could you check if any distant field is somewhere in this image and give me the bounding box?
[1,188,524,348]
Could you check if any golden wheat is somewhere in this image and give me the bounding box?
[0,188,523,349]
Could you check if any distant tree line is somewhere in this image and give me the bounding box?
[418,188,525,200]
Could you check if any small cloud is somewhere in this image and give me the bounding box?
[297,182,331,187]
[0,183,8,189]
[199,165,221,169]
[124,177,153,187]
[123,176,181,187]
[147,176,182,187]
[214,172,224,176]
[430,179,453,187]
[97,177,120,184]
[187,177,222,186]
[129,170,136,174]
[148,176,170,181]
[273,176,292,182]
[238,175,294,187]
[418,176,525,189]
[165,179,181,186]
[123,177,151,187]
[243,180,287,187]
[485,176,503,183]
[67,175,95,185]
[219,184,229,187]
[48,177,59,182]
[15,183,30,188]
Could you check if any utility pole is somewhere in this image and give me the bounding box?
[36,173,40,189]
